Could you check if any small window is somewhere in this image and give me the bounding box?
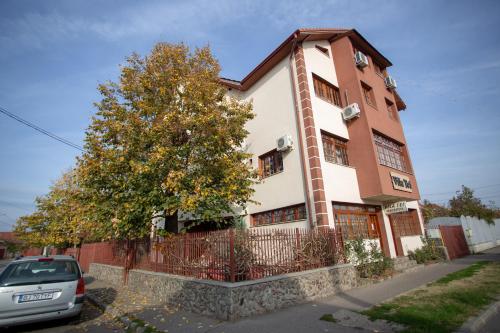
[252,204,306,226]
[374,63,384,76]
[313,74,342,107]
[259,150,283,178]
[386,99,398,121]
[361,82,376,108]
[321,132,349,166]
[315,45,329,57]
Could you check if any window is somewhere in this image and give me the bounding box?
[386,99,398,121]
[315,45,329,57]
[313,74,342,107]
[252,204,307,226]
[374,63,384,76]
[389,210,422,236]
[0,260,81,287]
[259,150,283,178]
[373,132,410,173]
[321,132,349,166]
[333,204,380,240]
[361,82,376,108]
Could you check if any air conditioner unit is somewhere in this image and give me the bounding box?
[354,51,369,68]
[342,103,361,121]
[385,76,397,89]
[277,134,293,151]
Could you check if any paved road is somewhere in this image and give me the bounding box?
[481,310,500,333]
[0,259,125,333]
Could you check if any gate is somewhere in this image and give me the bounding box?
[439,225,469,260]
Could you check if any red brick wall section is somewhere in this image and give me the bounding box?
[294,44,329,227]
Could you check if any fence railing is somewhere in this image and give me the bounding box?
[24,227,347,282]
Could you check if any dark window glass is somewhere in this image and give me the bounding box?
[259,150,283,178]
[252,204,307,226]
[361,82,376,108]
[0,260,81,287]
[322,133,349,166]
[386,99,398,121]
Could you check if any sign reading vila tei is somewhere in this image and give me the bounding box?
[383,201,408,214]
[390,171,413,192]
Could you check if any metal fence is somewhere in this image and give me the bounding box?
[58,227,346,282]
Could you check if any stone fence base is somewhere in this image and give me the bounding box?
[89,263,358,320]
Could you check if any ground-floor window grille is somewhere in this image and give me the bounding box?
[251,204,306,227]
[333,204,380,240]
[389,210,421,237]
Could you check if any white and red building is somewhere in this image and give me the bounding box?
[218,28,425,258]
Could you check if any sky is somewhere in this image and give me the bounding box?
[1,0,500,231]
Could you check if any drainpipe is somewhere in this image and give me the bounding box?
[288,33,314,229]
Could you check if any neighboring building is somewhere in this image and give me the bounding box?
[217,28,424,258]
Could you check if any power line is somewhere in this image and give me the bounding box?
[429,194,500,205]
[0,106,83,152]
[421,183,500,197]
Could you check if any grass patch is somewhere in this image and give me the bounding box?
[320,313,337,323]
[362,261,500,333]
[433,261,489,285]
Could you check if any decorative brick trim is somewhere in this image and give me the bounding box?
[294,44,329,227]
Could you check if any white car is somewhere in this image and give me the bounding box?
[0,255,85,327]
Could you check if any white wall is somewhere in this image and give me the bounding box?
[233,57,308,227]
[302,40,365,228]
[401,235,424,256]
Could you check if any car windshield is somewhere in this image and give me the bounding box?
[0,260,81,287]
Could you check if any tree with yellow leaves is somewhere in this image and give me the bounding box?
[77,43,256,240]
[14,169,95,248]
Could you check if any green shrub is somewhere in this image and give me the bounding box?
[408,237,445,264]
[345,237,393,278]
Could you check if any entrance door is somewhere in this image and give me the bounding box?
[332,203,385,254]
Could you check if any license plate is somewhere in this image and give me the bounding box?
[18,292,54,303]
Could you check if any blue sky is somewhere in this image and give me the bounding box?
[1,0,499,231]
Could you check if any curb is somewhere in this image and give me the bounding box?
[86,291,159,333]
[456,299,500,333]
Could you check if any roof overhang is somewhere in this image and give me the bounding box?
[220,28,393,92]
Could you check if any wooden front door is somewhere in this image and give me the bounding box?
[388,209,422,257]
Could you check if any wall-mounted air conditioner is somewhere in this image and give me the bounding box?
[385,76,397,89]
[342,103,361,121]
[277,134,293,151]
[354,51,369,68]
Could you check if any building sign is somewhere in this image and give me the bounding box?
[383,201,408,215]
[390,172,413,192]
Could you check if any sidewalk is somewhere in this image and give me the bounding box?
[86,247,500,333]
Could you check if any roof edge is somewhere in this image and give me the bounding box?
[220,28,395,93]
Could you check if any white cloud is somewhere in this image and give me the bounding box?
[1,0,405,52]
[0,0,259,50]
